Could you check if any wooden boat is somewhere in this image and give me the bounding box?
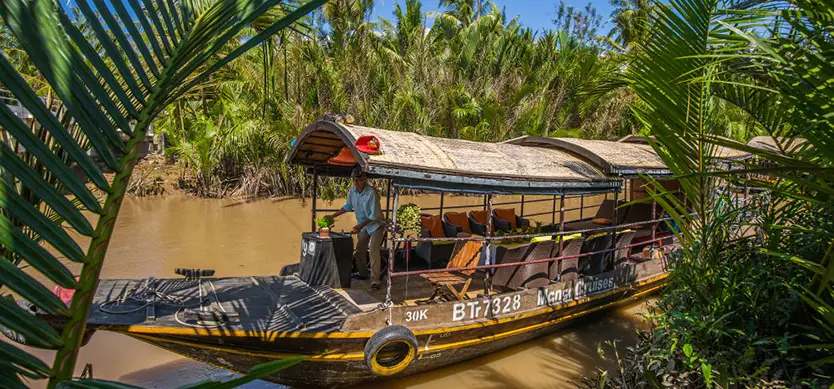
[41,117,682,387]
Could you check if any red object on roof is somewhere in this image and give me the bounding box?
[355,135,382,155]
[329,147,358,166]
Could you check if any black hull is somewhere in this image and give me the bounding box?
[120,278,663,388]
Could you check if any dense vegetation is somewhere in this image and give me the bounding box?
[581,0,834,386]
[150,0,765,197]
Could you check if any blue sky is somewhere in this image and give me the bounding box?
[369,0,617,36]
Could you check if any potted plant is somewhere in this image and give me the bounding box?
[396,203,421,238]
[316,215,335,238]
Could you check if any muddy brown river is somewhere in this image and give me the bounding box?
[19,194,652,388]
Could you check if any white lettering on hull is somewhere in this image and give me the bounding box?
[405,309,428,322]
[452,295,522,321]
[538,277,615,307]
[448,275,617,321]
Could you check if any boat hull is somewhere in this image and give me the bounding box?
[116,272,666,388]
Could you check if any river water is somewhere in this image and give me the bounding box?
[22,194,651,389]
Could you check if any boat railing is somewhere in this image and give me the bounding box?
[386,216,677,284]
[389,216,675,244]
[389,235,671,277]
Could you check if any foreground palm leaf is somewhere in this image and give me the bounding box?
[0,0,325,387]
[626,0,834,377]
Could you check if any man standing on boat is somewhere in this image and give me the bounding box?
[330,166,385,290]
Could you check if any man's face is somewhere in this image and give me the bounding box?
[353,177,366,190]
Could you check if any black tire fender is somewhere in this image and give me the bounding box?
[364,325,418,376]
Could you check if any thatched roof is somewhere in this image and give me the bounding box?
[616,134,655,144]
[287,120,616,194]
[747,136,808,155]
[504,136,671,177]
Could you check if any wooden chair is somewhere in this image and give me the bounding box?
[420,240,484,302]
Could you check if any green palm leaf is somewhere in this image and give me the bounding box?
[0,0,325,387]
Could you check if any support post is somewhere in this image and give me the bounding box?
[385,179,392,220]
[385,188,399,307]
[558,194,565,257]
[611,190,619,267]
[651,198,658,253]
[439,192,445,216]
[311,169,318,232]
[520,195,525,218]
[484,194,493,295]
[580,194,584,220]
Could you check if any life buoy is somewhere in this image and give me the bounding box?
[364,325,417,376]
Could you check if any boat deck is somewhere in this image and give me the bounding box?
[86,246,674,334]
[88,276,361,333]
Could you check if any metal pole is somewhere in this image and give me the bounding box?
[439,192,445,216]
[385,179,392,220]
[484,194,493,295]
[558,194,565,256]
[385,188,399,308]
[311,169,318,232]
[580,194,584,220]
[520,195,525,218]
[651,198,658,257]
[611,190,619,267]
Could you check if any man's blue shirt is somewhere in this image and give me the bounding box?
[342,186,383,233]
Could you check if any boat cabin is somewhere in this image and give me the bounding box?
[286,117,680,307]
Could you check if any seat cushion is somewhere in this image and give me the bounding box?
[470,210,489,225]
[592,217,613,225]
[494,208,518,229]
[444,212,471,233]
[420,215,445,238]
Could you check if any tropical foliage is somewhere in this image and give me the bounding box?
[0,0,322,387]
[154,0,640,197]
[583,0,834,386]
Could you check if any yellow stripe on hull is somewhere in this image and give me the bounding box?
[118,273,668,340]
[119,275,667,363]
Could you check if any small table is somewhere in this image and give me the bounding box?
[299,232,354,288]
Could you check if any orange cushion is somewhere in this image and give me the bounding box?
[444,212,471,233]
[328,147,357,166]
[469,210,493,232]
[420,215,445,238]
[592,218,613,225]
[470,210,488,225]
[494,208,518,229]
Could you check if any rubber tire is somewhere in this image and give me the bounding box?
[364,325,418,376]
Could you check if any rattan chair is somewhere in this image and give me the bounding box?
[492,240,553,290]
[578,233,614,276]
[611,230,636,269]
[549,236,585,281]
